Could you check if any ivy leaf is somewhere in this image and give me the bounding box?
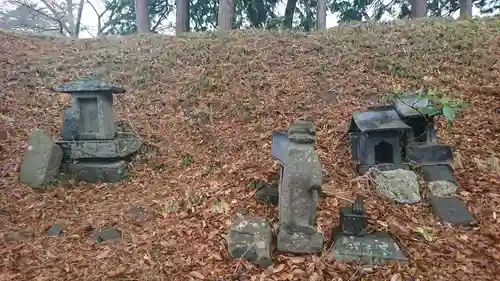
[442,104,456,122]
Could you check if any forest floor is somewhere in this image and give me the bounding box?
[0,17,499,281]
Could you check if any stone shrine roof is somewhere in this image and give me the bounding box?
[351,109,411,133]
[55,76,125,94]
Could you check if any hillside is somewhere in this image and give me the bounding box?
[1,18,499,281]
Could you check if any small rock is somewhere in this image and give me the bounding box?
[97,227,122,243]
[7,230,33,241]
[126,207,145,225]
[226,215,273,268]
[427,180,458,196]
[374,169,421,204]
[46,223,63,236]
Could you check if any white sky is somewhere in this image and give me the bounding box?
[79,1,340,38]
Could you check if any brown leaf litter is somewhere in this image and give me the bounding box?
[0,18,500,281]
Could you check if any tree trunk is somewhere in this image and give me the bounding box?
[74,0,84,38]
[284,0,298,29]
[176,0,189,34]
[459,0,473,19]
[218,0,233,31]
[410,0,426,18]
[316,0,326,30]
[135,0,150,33]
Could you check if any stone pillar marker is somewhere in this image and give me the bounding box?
[272,121,324,254]
[55,76,125,140]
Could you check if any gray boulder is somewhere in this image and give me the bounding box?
[226,215,273,268]
[20,129,63,188]
[374,169,421,204]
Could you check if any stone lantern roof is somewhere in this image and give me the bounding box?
[55,76,125,94]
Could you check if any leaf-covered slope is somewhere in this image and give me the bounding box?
[0,18,499,281]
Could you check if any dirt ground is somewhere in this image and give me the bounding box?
[0,18,499,281]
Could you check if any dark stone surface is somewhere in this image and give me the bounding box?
[47,223,63,236]
[339,196,369,236]
[60,107,79,141]
[329,231,408,264]
[349,109,412,133]
[97,227,122,243]
[429,196,476,226]
[271,131,288,163]
[394,95,432,118]
[406,143,453,165]
[55,76,125,94]
[421,165,457,184]
[255,185,279,205]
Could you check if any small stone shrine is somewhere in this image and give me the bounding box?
[329,196,408,264]
[55,76,142,183]
[271,121,324,254]
[347,93,476,226]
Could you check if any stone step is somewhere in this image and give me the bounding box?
[429,196,476,226]
[406,143,453,165]
[60,160,127,183]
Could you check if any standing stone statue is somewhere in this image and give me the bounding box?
[272,121,324,253]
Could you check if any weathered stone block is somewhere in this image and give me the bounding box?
[374,169,420,204]
[422,165,458,196]
[60,107,79,141]
[56,134,142,159]
[429,196,476,226]
[277,228,324,254]
[20,129,63,188]
[329,231,408,264]
[226,215,273,268]
[406,143,453,165]
[61,160,127,183]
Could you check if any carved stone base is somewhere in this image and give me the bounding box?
[277,227,323,254]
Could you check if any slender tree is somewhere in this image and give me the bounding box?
[176,0,189,33]
[316,0,326,30]
[459,0,473,19]
[410,0,427,18]
[218,0,233,31]
[135,0,150,33]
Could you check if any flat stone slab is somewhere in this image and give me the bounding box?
[422,165,458,196]
[422,165,457,183]
[61,160,127,183]
[226,215,273,268]
[406,143,453,165]
[277,228,324,254]
[429,196,476,226]
[20,129,63,188]
[46,223,63,236]
[329,231,408,264]
[374,169,421,204]
[56,134,142,159]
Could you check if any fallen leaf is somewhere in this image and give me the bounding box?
[273,263,286,274]
[309,272,320,281]
[412,227,434,242]
[189,271,205,280]
[390,273,402,281]
[96,248,110,259]
[107,266,127,277]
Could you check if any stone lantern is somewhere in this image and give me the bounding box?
[54,76,141,183]
[55,76,125,140]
